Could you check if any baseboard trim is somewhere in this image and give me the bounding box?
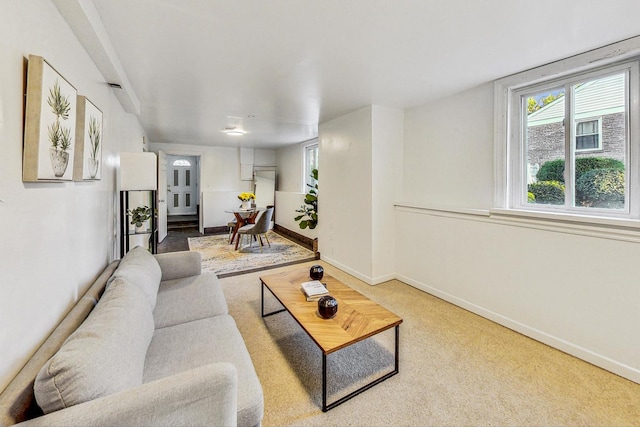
[273,225,319,258]
[320,256,393,286]
[396,273,640,384]
[204,226,227,234]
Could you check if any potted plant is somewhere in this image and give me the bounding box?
[238,192,256,209]
[127,205,153,233]
[295,168,318,230]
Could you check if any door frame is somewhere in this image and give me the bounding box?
[158,152,202,235]
[167,154,199,216]
[158,151,168,243]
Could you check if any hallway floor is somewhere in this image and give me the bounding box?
[157,229,205,253]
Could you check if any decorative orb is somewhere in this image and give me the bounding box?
[310,264,324,280]
[318,295,338,319]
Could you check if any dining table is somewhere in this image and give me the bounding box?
[225,207,263,246]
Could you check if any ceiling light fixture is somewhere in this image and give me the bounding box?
[222,126,245,136]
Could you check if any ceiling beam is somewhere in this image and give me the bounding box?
[53,0,140,115]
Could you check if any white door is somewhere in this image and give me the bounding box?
[167,156,198,216]
[157,151,168,242]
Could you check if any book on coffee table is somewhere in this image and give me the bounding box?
[300,280,329,301]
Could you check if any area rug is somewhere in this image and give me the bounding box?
[188,231,316,277]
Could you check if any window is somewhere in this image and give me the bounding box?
[496,50,639,221]
[575,118,602,151]
[304,141,318,191]
[172,159,191,167]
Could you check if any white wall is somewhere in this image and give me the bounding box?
[319,107,374,280]
[274,191,317,239]
[398,83,640,382]
[150,143,276,228]
[275,140,318,239]
[276,139,306,193]
[0,0,146,391]
[318,105,403,284]
[403,83,494,209]
[201,191,243,228]
[254,148,277,168]
[371,105,403,281]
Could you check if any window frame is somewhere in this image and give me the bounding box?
[494,38,640,224]
[303,140,319,192]
[512,64,633,216]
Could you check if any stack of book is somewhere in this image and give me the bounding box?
[300,280,329,302]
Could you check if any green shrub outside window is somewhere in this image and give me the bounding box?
[532,157,625,208]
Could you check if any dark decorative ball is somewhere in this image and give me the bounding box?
[318,295,338,319]
[310,264,324,280]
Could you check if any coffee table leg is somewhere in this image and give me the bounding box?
[322,353,328,411]
[322,325,400,412]
[261,280,287,318]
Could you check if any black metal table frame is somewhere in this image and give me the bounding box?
[261,280,400,412]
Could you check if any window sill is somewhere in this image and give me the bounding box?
[489,208,640,242]
[395,204,640,243]
[395,202,490,217]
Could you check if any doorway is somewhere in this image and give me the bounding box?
[167,155,198,216]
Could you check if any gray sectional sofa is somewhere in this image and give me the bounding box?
[0,247,263,426]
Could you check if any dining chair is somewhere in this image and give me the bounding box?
[227,218,237,243]
[235,207,274,251]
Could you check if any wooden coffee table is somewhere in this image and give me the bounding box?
[260,268,403,411]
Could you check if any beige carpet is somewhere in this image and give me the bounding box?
[188,231,315,278]
[219,261,640,426]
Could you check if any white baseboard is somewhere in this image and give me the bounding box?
[321,255,372,284]
[318,255,640,383]
[396,273,640,384]
[320,256,393,285]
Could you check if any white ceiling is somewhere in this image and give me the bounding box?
[60,0,640,149]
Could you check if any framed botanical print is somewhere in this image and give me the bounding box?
[73,96,103,181]
[23,55,77,182]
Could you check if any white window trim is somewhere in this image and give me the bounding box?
[302,138,318,193]
[494,36,640,225]
[510,63,635,217]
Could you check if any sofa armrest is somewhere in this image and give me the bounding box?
[18,363,237,427]
[154,251,202,281]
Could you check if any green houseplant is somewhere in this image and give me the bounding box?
[295,168,318,229]
[127,205,153,231]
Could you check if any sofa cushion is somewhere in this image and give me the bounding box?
[144,315,263,427]
[154,251,201,281]
[34,278,154,414]
[111,246,162,309]
[154,273,228,329]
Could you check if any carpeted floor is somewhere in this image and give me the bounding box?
[219,261,640,426]
[188,231,316,278]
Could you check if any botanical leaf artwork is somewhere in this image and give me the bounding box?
[88,116,101,159]
[47,80,71,148]
[86,115,101,179]
[46,80,72,176]
[23,56,77,182]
